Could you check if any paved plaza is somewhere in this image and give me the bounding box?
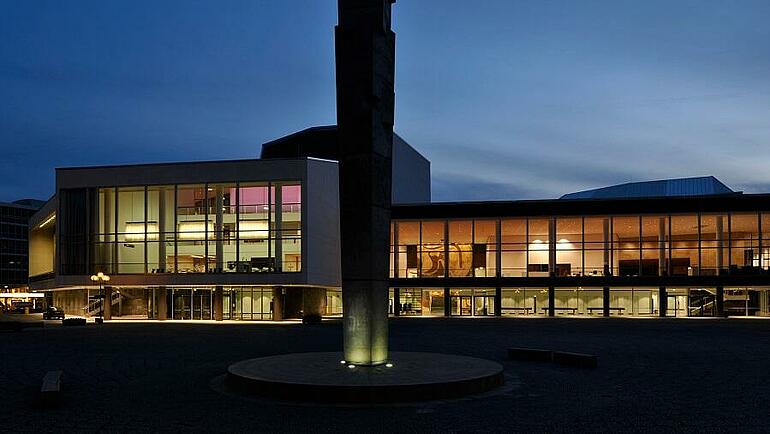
[3,317,770,432]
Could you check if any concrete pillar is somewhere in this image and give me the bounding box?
[272,287,283,321]
[284,288,304,319]
[158,189,166,273]
[658,286,667,317]
[214,286,223,321]
[548,218,557,276]
[716,286,725,317]
[444,288,451,316]
[215,186,224,273]
[336,0,395,366]
[603,286,610,317]
[548,286,555,317]
[274,184,283,272]
[603,218,611,276]
[303,288,327,318]
[103,286,112,320]
[716,216,724,275]
[658,217,666,276]
[393,288,400,316]
[157,287,168,321]
[494,287,502,316]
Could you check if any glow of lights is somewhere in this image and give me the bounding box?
[340,360,346,364]
[347,364,356,369]
[38,214,56,229]
[558,238,570,243]
[532,239,543,244]
[385,363,393,368]
[124,222,159,241]
[239,220,269,239]
[177,221,214,240]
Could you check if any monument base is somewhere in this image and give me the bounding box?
[226,352,504,403]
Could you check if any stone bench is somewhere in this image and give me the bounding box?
[552,351,598,368]
[507,347,554,362]
[40,370,62,405]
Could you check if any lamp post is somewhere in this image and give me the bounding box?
[90,272,110,324]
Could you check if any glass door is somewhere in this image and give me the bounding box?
[474,295,495,316]
[173,288,192,320]
[192,289,212,320]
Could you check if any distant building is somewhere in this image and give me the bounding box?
[1,199,44,310]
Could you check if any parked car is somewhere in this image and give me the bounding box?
[43,306,65,320]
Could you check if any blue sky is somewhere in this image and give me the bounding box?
[2,0,770,202]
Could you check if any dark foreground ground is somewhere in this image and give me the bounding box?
[3,317,770,433]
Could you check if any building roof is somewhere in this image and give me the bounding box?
[559,176,735,200]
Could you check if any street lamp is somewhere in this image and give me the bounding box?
[90,272,110,324]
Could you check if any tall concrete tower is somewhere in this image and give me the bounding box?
[335,0,396,365]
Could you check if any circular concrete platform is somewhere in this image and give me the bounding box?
[226,352,504,403]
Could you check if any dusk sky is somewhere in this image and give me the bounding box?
[2,0,770,203]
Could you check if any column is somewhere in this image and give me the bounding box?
[548,286,555,317]
[658,286,667,317]
[157,286,168,321]
[103,286,113,320]
[274,184,283,272]
[158,188,167,273]
[393,288,400,316]
[658,217,666,276]
[494,286,502,316]
[716,286,725,317]
[716,216,724,275]
[548,218,557,276]
[603,286,610,317]
[272,287,283,321]
[213,286,223,321]
[603,218,611,276]
[215,185,224,273]
[444,288,451,317]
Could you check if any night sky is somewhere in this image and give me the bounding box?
[2,0,770,203]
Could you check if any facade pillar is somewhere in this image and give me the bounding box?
[603,286,610,317]
[548,218,557,276]
[215,185,224,273]
[274,184,283,272]
[157,286,168,321]
[658,286,667,317]
[716,286,725,317]
[303,288,327,318]
[658,217,666,276]
[548,286,555,317]
[213,286,223,321]
[393,288,400,316]
[444,288,451,317]
[272,287,283,321]
[158,188,166,273]
[103,286,113,320]
[494,287,502,316]
[716,216,724,275]
[603,218,611,276]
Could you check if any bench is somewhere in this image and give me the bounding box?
[40,370,62,405]
[508,347,553,362]
[501,307,533,314]
[586,307,626,314]
[541,307,578,314]
[552,351,598,368]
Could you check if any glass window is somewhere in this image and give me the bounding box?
[730,213,759,271]
[669,215,699,276]
[238,183,271,273]
[700,214,728,276]
[117,187,146,273]
[396,221,419,278]
[147,185,175,274]
[763,214,770,270]
[474,219,497,277]
[527,219,550,276]
[278,183,302,272]
[448,220,473,277]
[501,219,526,277]
[556,218,582,277]
[641,216,667,276]
[420,221,445,278]
[613,216,640,277]
[583,217,608,276]
[176,185,209,273]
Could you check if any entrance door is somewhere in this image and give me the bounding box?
[474,296,495,316]
[173,289,192,320]
[688,289,716,317]
[192,289,212,320]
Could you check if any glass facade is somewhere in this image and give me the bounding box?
[93,182,301,274]
[392,212,770,278]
